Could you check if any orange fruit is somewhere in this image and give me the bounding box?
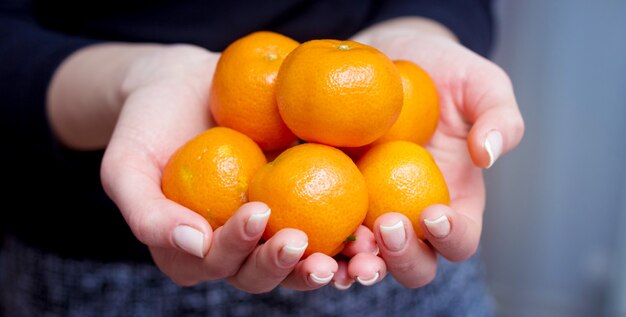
[340,60,440,160]
[357,141,450,239]
[210,31,299,151]
[249,143,368,256]
[162,127,267,229]
[373,60,439,146]
[276,39,403,147]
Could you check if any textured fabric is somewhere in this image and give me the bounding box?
[0,235,494,317]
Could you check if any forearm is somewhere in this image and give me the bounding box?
[47,44,164,150]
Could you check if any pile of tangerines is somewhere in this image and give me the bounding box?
[162,32,449,257]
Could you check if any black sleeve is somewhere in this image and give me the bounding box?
[371,0,494,56]
[0,1,101,143]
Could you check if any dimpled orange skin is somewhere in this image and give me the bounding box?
[357,141,450,240]
[373,60,440,146]
[162,127,267,229]
[210,31,299,151]
[249,143,368,257]
[276,39,403,147]
[340,60,440,160]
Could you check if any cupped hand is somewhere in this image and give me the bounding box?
[99,45,344,293]
[348,17,525,288]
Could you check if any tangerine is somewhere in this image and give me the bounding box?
[373,60,439,146]
[357,141,450,239]
[276,39,403,147]
[210,31,299,151]
[162,127,267,229]
[340,60,440,160]
[249,143,368,256]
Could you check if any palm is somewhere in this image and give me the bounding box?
[102,47,220,277]
[428,94,485,224]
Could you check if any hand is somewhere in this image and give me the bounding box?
[86,45,338,292]
[54,43,379,293]
[348,17,525,288]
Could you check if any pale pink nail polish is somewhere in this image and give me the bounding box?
[424,215,451,238]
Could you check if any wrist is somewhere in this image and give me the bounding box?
[350,17,476,78]
[48,43,165,150]
[352,17,458,48]
[120,44,218,99]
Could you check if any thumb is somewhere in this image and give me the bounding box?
[101,145,212,259]
[464,64,525,168]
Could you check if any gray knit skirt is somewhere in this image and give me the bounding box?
[0,235,493,316]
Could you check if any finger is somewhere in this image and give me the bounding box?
[348,253,387,287]
[464,64,525,168]
[420,204,481,262]
[228,228,308,294]
[342,225,378,257]
[201,202,271,279]
[147,202,270,285]
[332,260,354,290]
[101,150,212,257]
[281,253,338,291]
[375,213,438,288]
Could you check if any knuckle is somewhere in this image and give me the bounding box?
[228,277,276,294]
[389,251,438,288]
[448,240,479,262]
[412,266,437,288]
[490,63,513,85]
[127,211,153,246]
[226,238,257,254]
[203,263,239,280]
[170,276,200,287]
[512,115,526,141]
[214,227,257,254]
[246,285,276,294]
[396,261,437,288]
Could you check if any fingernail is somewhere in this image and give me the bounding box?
[356,272,380,286]
[379,221,406,251]
[484,130,503,168]
[309,272,334,285]
[333,281,353,290]
[372,246,380,256]
[279,242,308,266]
[245,208,271,237]
[424,215,451,238]
[173,225,205,258]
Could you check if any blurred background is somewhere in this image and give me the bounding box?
[482,0,626,316]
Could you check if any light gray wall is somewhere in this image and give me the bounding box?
[482,0,626,316]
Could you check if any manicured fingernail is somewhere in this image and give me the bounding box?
[309,272,334,285]
[424,215,451,238]
[173,225,205,258]
[279,242,308,266]
[245,208,271,237]
[333,281,353,290]
[379,221,406,251]
[356,272,380,286]
[484,130,503,168]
